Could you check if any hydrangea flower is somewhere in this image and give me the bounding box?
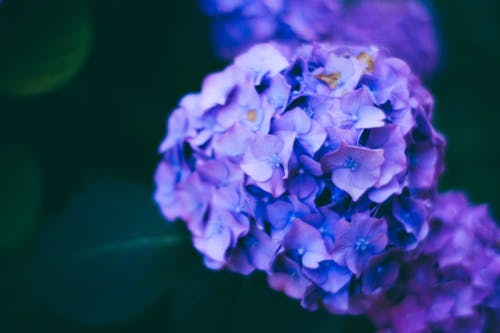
[365,192,499,333]
[155,42,446,316]
[199,0,439,76]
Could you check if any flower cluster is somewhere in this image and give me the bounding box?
[365,192,499,333]
[155,43,446,314]
[199,0,439,76]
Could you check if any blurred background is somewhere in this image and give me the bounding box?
[0,0,498,332]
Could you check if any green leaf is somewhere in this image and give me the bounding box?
[0,0,93,97]
[0,144,43,257]
[171,263,373,333]
[24,178,191,326]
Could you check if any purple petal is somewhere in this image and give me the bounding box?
[212,123,254,157]
[409,143,438,189]
[197,159,231,186]
[215,80,261,129]
[362,252,400,295]
[322,288,350,314]
[193,207,247,262]
[368,178,403,203]
[283,219,329,269]
[367,125,407,187]
[281,0,340,41]
[200,65,242,110]
[268,255,311,299]
[193,225,231,262]
[266,199,295,230]
[340,86,373,117]
[275,130,297,177]
[244,227,281,271]
[240,158,274,182]
[235,43,289,85]
[355,105,386,129]
[263,74,290,112]
[303,260,352,293]
[250,134,284,159]
[274,107,312,134]
[299,119,327,154]
[249,167,286,197]
[299,155,323,176]
[321,142,384,201]
[159,107,189,152]
[393,196,428,238]
[288,173,317,199]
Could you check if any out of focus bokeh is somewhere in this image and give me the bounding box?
[0,0,498,332]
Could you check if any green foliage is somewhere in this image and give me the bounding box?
[171,264,372,333]
[0,0,93,96]
[24,178,190,326]
[0,144,42,256]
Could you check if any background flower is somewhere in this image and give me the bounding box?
[199,0,440,76]
[366,192,499,333]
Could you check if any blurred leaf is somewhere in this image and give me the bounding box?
[0,144,42,257]
[171,264,373,333]
[0,0,93,97]
[23,178,191,326]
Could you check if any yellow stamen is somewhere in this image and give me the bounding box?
[246,109,258,122]
[356,52,375,73]
[315,72,341,90]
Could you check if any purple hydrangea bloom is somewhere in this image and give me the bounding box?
[365,192,500,333]
[199,0,439,76]
[155,43,446,317]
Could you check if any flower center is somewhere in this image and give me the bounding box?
[270,154,281,167]
[214,223,224,234]
[343,157,358,171]
[355,238,370,252]
[356,52,375,73]
[304,106,315,118]
[246,109,258,123]
[315,71,341,89]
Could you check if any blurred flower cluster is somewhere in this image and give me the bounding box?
[199,0,439,76]
[366,192,499,332]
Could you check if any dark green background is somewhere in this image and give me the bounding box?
[0,0,499,332]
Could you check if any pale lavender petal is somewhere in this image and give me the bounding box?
[200,65,243,110]
[235,43,289,85]
[368,178,403,203]
[274,107,312,134]
[298,119,327,154]
[159,107,189,152]
[263,74,290,112]
[240,158,274,182]
[283,219,330,269]
[355,105,386,129]
[250,133,284,159]
[367,125,407,187]
[212,123,254,157]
